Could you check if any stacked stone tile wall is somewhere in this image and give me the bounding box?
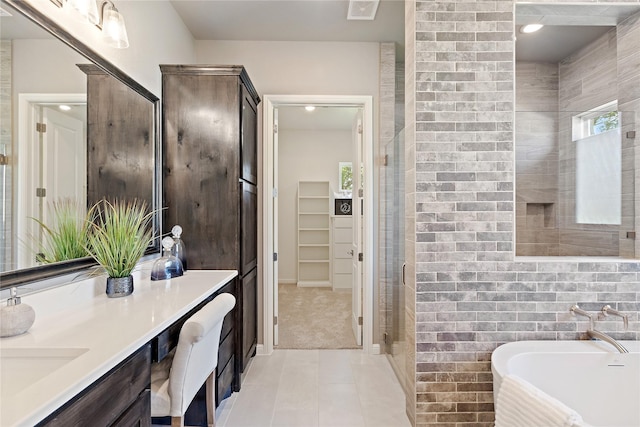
[405,0,418,423]
[408,1,640,426]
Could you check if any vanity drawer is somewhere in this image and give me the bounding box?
[221,310,233,342]
[111,389,151,427]
[216,355,235,405]
[39,345,151,427]
[218,324,235,371]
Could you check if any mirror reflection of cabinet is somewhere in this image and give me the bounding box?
[80,64,155,211]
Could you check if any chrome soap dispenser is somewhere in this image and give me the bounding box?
[1,287,35,338]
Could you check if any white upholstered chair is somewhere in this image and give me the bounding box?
[150,293,236,427]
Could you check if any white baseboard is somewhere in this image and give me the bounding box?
[371,344,381,355]
[278,279,297,285]
[297,280,331,287]
[256,344,272,356]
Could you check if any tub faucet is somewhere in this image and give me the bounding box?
[586,329,629,354]
[601,305,629,330]
[570,305,594,330]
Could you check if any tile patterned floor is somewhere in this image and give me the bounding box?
[216,349,411,427]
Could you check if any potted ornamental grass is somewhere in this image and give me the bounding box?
[31,198,90,264]
[85,199,154,298]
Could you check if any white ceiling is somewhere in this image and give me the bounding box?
[515,4,640,63]
[167,0,397,130]
[169,0,404,46]
[0,2,52,39]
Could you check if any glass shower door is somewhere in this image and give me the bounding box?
[381,128,405,387]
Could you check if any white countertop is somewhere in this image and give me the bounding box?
[0,266,238,427]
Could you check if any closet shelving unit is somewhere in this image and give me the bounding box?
[297,181,331,287]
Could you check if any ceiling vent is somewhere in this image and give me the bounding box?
[347,0,380,20]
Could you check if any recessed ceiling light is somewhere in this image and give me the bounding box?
[59,105,72,111]
[521,24,544,34]
[305,106,316,112]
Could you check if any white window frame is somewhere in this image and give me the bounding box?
[572,100,620,141]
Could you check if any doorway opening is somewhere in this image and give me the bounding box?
[262,95,375,355]
[15,93,86,270]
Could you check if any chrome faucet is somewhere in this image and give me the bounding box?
[570,305,629,354]
[586,329,629,354]
[570,305,594,330]
[601,304,629,330]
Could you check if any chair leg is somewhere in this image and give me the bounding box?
[171,416,185,427]
[206,369,217,427]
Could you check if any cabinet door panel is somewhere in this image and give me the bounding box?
[240,181,257,275]
[333,217,353,228]
[334,228,352,243]
[334,259,352,274]
[241,268,257,372]
[334,243,353,259]
[163,74,240,270]
[241,85,258,184]
[333,275,352,290]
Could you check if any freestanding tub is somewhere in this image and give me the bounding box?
[492,340,640,427]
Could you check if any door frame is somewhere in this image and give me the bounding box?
[16,93,86,268]
[261,94,375,355]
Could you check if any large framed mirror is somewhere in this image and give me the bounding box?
[0,0,160,288]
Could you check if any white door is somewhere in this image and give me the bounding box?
[351,111,363,345]
[17,95,86,269]
[29,105,85,253]
[273,108,280,346]
[42,106,86,210]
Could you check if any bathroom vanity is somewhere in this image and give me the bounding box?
[0,269,238,427]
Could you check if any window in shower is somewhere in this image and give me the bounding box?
[573,102,621,225]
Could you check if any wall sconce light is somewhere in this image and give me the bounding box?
[53,0,129,48]
[64,0,99,25]
[100,2,129,48]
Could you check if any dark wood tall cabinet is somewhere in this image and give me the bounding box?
[160,65,260,399]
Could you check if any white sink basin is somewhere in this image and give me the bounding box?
[0,347,89,397]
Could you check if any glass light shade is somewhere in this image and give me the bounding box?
[102,8,129,49]
[64,0,99,25]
